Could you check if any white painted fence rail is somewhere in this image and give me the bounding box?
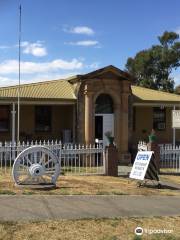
[0,140,105,175]
[159,144,180,173]
[138,141,180,173]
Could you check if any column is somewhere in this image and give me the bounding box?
[11,103,16,145]
[84,91,93,144]
[120,93,129,153]
[72,104,76,143]
[11,103,16,160]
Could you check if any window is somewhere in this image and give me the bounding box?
[0,105,9,132]
[95,94,113,113]
[153,107,166,131]
[35,106,52,132]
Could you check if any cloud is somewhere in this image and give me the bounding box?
[21,41,47,57]
[63,26,94,35]
[0,76,13,84]
[0,45,11,49]
[0,41,47,57]
[66,40,99,47]
[0,72,80,87]
[0,58,83,75]
[87,62,100,69]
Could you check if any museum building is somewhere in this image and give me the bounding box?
[0,65,180,163]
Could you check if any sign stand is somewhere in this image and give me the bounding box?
[138,154,161,188]
[129,151,161,188]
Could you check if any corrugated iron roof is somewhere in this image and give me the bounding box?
[0,77,180,103]
[132,85,180,102]
[0,79,76,100]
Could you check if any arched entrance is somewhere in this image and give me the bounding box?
[95,94,114,146]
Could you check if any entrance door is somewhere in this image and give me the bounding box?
[95,114,114,146]
[95,94,114,146]
[103,114,114,146]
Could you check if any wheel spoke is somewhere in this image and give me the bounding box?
[24,156,33,166]
[39,153,46,165]
[19,164,29,169]
[44,159,53,166]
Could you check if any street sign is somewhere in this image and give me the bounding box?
[129,151,153,180]
[172,110,180,128]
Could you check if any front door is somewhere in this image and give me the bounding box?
[95,114,114,146]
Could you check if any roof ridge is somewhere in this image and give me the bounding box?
[132,85,180,97]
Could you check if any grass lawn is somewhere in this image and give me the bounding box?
[0,170,180,196]
[0,172,180,240]
[0,217,179,240]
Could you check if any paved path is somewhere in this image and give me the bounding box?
[0,195,180,221]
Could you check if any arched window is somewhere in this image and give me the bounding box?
[95,94,113,114]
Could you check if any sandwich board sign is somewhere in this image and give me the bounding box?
[172,110,180,128]
[129,151,153,180]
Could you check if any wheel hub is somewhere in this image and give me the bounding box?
[29,164,44,177]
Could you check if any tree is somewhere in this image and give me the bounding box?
[125,31,180,92]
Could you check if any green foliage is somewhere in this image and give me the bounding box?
[126,31,180,92]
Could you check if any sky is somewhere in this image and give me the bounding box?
[1,0,180,86]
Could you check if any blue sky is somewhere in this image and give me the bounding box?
[0,0,180,86]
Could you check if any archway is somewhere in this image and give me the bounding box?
[95,94,114,146]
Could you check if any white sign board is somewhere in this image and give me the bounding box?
[172,110,180,128]
[129,151,153,180]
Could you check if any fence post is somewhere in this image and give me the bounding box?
[147,142,160,172]
[105,145,118,176]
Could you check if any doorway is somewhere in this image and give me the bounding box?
[95,94,114,146]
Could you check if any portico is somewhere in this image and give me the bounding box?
[69,65,133,163]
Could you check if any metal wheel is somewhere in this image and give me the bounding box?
[12,146,60,186]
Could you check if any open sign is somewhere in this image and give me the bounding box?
[129,151,153,180]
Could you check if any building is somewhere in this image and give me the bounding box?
[0,65,180,164]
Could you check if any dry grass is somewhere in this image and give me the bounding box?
[160,175,180,185]
[0,170,180,196]
[0,217,179,240]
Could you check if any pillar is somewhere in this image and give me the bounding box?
[105,145,118,176]
[72,104,76,143]
[120,93,129,152]
[119,93,131,164]
[11,103,16,145]
[11,102,16,160]
[84,91,94,144]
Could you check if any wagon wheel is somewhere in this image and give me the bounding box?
[12,146,60,186]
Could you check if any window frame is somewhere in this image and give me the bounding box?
[0,105,10,132]
[153,107,166,131]
[35,105,52,133]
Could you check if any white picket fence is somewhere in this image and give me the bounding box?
[0,140,105,175]
[159,144,180,173]
[138,141,180,173]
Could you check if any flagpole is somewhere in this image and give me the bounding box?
[17,4,21,143]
